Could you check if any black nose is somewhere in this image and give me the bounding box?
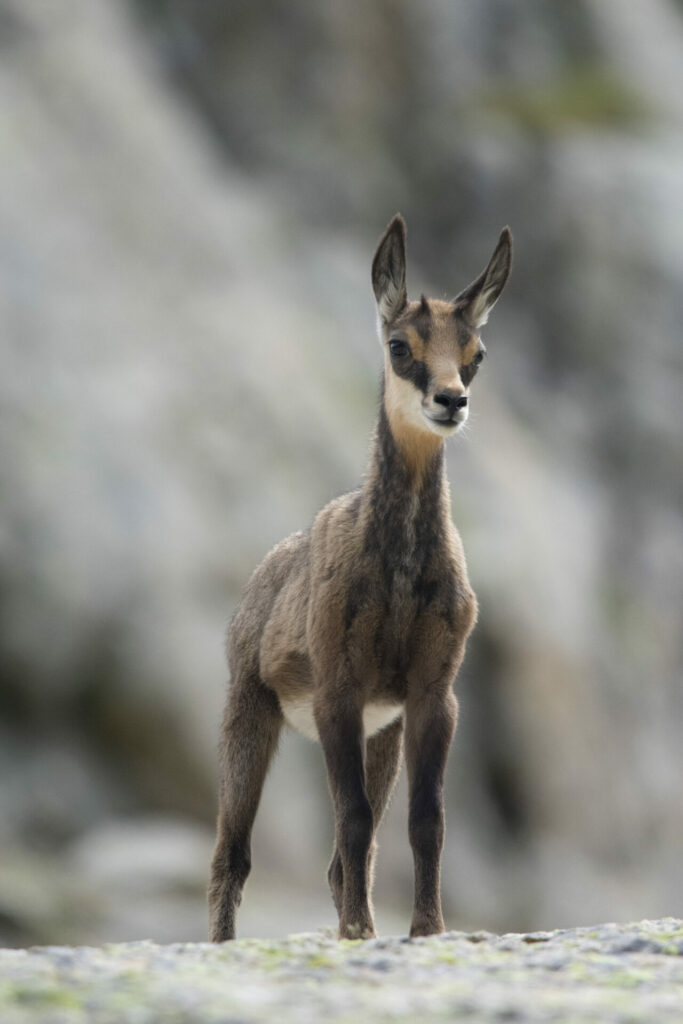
[433,390,468,416]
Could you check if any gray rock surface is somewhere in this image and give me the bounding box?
[1,919,682,1023]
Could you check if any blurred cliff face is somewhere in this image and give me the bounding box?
[1,0,682,944]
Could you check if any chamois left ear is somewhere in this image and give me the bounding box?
[455,227,513,327]
[372,214,408,325]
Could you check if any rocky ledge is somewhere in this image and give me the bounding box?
[1,919,682,1023]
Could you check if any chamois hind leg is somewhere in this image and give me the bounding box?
[327,715,403,919]
[208,674,282,941]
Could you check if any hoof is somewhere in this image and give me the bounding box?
[409,917,444,938]
[339,921,376,941]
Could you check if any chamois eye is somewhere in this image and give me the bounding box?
[473,350,485,366]
[389,339,410,359]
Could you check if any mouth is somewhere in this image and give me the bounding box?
[422,411,463,435]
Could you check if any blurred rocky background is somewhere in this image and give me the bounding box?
[1,0,682,946]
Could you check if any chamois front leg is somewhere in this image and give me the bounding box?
[405,688,458,937]
[315,695,376,940]
[328,715,404,917]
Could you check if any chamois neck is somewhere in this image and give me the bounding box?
[370,400,445,496]
[360,396,449,570]
[369,374,446,491]
[380,379,444,481]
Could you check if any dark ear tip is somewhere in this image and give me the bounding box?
[387,213,407,237]
[497,226,513,272]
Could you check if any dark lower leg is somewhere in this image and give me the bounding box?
[365,716,404,893]
[317,699,375,940]
[327,848,343,916]
[208,823,251,942]
[405,691,457,937]
[327,715,403,918]
[208,677,281,941]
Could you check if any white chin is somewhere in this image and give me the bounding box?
[421,412,462,437]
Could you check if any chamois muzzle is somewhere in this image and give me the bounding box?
[432,390,468,420]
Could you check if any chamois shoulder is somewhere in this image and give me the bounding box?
[309,487,363,575]
[313,487,362,532]
[227,528,310,671]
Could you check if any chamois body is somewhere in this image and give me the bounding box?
[209,216,512,941]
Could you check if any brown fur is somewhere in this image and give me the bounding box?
[209,215,512,941]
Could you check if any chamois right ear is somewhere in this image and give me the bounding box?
[372,214,408,325]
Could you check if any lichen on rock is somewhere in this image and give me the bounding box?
[1,919,682,1023]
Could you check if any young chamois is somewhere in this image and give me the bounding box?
[209,215,512,941]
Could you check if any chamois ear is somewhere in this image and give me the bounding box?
[455,227,513,328]
[372,214,408,325]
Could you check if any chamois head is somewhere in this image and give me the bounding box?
[372,215,512,440]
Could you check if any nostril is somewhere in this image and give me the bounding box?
[433,391,468,414]
[433,392,452,409]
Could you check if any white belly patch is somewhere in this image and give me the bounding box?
[281,697,402,743]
